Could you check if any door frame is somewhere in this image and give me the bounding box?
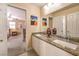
[7,4,27,51]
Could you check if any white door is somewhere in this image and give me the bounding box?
[0,4,7,56]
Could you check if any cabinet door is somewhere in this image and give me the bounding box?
[32,36,46,56]
[32,36,73,56]
[44,41,72,56]
[67,13,77,37]
[32,36,40,55]
[40,39,46,56]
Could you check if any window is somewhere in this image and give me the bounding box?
[9,22,16,29]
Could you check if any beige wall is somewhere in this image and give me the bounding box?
[9,3,41,49]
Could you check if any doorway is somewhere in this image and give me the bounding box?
[7,5,26,56]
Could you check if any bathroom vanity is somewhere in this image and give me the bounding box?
[32,33,79,56]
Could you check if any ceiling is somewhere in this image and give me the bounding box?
[31,3,47,8]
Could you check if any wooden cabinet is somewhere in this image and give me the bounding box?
[32,36,72,56]
[40,39,47,56]
[45,41,72,56]
[32,36,47,56]
[32,36,40,55]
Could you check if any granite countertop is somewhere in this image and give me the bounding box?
[32,33,79,56]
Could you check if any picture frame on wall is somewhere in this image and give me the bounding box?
[30,15,38,26]
[42,18,47,31]
[42,18,47,26]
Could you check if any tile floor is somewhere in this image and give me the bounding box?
[8,47,25,56]
[8,47,38,56]
[8,34,25,56]
[19,49,38,56]
[7,34,38,56]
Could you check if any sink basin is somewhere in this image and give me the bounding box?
[53,39,77,50]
